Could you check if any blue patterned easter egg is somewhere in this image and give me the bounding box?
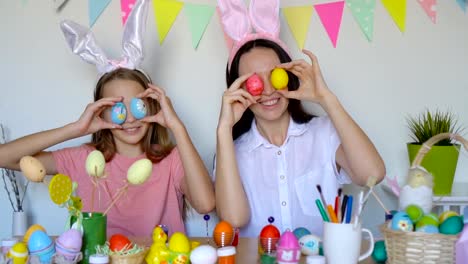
[111,102,127,124]
[130,98,147,119]
[293,227,311,240]
[415,224,439,234]
[391,212,413,232]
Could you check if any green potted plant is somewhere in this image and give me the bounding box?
[406,109,465,195]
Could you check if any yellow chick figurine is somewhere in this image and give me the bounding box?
[145,226,170,264]
[7,242,28,264]
[399,167,434,214]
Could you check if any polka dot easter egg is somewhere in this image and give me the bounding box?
[391,212,413,232]
[130,98,147,119]
[111,102,127,124]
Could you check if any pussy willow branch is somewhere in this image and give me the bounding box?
[2,169,16,211]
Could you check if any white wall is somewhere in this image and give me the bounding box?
[1,0,467,239]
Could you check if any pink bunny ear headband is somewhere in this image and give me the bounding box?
[218,0,290,69]
[60,0,150,77]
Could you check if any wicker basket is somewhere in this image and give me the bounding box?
[381,133,468,264]
[380,223,459,264]
[109,248,148,264]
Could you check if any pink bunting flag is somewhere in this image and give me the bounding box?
[121,0,137,25]
[216,7,234,51]
[314,1,345,48]
[417,0,437,23]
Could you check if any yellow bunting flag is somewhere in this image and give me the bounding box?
[282,6,314,50]
[381,0,406,32]
[153,0,184,44]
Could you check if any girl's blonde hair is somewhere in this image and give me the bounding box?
[89,68,174,162]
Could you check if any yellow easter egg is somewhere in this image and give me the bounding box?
[270,68,289,90]
[85,150,106,178]
[19,156,46,182]
[49,174,72,205]
[8,242,28,264]
[439,211,459,223]
[24,224,46,244]
[168,232,190,253]
[127,159,152,185]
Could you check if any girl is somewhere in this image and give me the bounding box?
[215,39,386,236]
[0,68,215,237]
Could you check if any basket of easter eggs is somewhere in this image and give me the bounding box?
[97,234,148,264]
[381,133,468,264]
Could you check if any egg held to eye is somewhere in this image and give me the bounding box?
[111,102,127,125]
[270,68,289,90]
[246,74,264,96]
[130,98,147,119]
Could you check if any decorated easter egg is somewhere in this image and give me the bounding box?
[85,150,106,178]
[213,221,234,247]
[439,216,464,235]
[405,204,423,223]
[111,102,127,124]
[246,74,264,96]
[439,211,459,223]
[130,98,147,119]
[189,245,217,264]
[48,174,72,205]
[28,230,55,263]
[168,232,190,253]
[24,224,46,244]
[298,234,321,256]
[259,224,280,253]
[391,212,413,232]
[109,234,131,252]
[8,242,28,264]
[276,231,301,263]
[55,229,82,259]
[415,213,440,229]
[270,68,289,90]
[415,224,439,234]
[293,227,311,240]
[127,158,152,185]
[19,156,46,182]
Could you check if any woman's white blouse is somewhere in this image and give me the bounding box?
[224,116,351,237]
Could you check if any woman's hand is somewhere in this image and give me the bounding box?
[277,49,336,106]
[137,84,182,131]
[74,96,123,136]
[218,73,258,130]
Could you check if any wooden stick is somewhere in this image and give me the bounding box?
[103,186,127,216]
[371,190,390,214]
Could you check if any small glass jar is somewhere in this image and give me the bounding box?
[89,254,109,264]
[1,238,18,255]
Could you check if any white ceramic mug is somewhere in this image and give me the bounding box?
[323,222,374,264]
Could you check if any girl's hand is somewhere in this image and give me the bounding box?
[74,97,123,136]
[218,73,258,130]
[137,84,182,130]
[277,49,335,106]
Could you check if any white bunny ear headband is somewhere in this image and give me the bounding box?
[217,0,290,68]
[60,0,149,77]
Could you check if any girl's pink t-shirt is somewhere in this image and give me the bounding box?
[52,145,185,237]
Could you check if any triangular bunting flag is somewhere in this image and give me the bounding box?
[314,1,345,48]
[89,0,112,28]
[282,6,313,50]
[153,0,184,44]
[417,0,436,23]
[121,0,137,25]
[456,0,466,12]
[346,0,376,41]
[216,7,234,51]
[185,3,215,49]
[381,0,407,32]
